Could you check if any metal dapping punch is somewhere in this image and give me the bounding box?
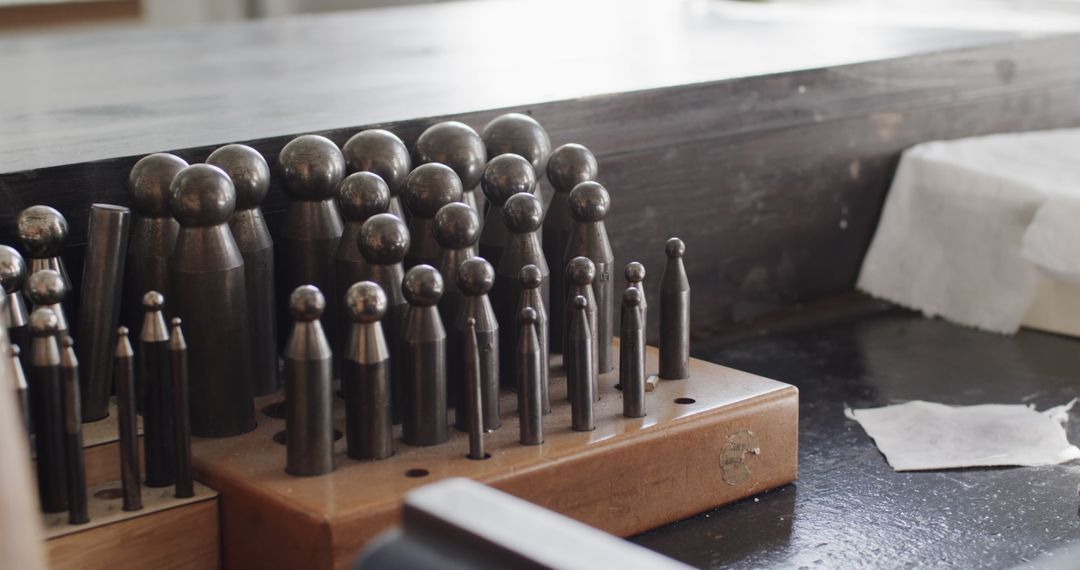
[463,318,485,460]
[401,265,448,447]
[60,337,88,524]
[494,192,548,388]
[169,318,194,499]
[343,281,393,461]
[17,205,71,293]
[620,287,646,419]
[454,257,499,432]
[479,153,535,270]
[0,246,30,354]
[659,238,690,380]
[482,113,552,208]
[140,291,173,487]
[564,256,598,402]
[566,181,614,373]
[517,307,543,445]
[284,286,335,477]
[209,144,280,396]
[170,164,254,437]
[114,327,142,511]
[518,264,550,414]
[26,269,69,343]
[29,308,67,512]
[568,296,595,432]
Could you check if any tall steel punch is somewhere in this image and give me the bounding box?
[114,327,142,511]
[401,265,448,446]
[10,345,30,437]
[565,181,614,372]
[59,337,88,524]
[517,265,549,414]
[454,258,499,432]
[568,296,595,432]
[277,135,346,358]
[17,205,71,292]
[517,307,543,445]
[139,292,173,487]
[358,214,410,424]
[659,238,690,380]
[416,121,487,221]
[544,144,598,353]
[343,281,393,461]
[208,144,279,396]
[564,257,599,401]
[625,262,647,337]
[124,153,188,330]
[170,164,255,437]
[620,287,646,419]
[283,286,334,477]
[77,205,130,421]
[169,318,194,498]
[0,246,30,354]
[337,172,391,368]
[463,318,485,460]
[342,129,412,221]
[28,308,67,512]
[493,193,548,388]
[482,113,552,209]
[403,163,463,269]
[479,153,536,269]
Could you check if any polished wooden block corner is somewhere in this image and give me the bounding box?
[44,481,219,570]
[192,345,798,570]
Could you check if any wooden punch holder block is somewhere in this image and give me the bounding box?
[193,344,799,570]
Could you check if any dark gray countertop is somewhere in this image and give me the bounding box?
[0,0,1024,174]
[634,307,1080,568]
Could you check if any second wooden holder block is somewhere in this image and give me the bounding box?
[193,345,799,570]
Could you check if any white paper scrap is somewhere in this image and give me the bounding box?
[846,399,1080,471]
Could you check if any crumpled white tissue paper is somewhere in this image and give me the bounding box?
[856,129,1080,334]
[846,399,1080,471]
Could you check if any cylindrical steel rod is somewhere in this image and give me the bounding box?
[77,204,131,422]
[169,318,193,499]
[114,327,142,511]
[60,337,88,524]
[659,238,690,380]
[29,308,67,512]
[568,296,595,432]
[620,288,646,419]
[139,292,173,487]
[464,318,485,459]
[343,281,393,461]
[284,286,335,477]
[517,308,543,445]
[402,265,448,446]
[10,346,30,437]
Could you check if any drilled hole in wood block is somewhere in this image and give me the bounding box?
[93,487,123,500]
[674,397,696,405]
[405,469,429,478]
[263,401,286,419]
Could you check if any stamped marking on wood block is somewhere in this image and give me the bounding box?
[721,430,761,486]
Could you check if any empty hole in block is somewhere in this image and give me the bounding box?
[674,397,696,405]
[466,453,492,461]
[273,429,344,445]
[405,468,429,478]
[263,401,286,419]
[94,487,124,500]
